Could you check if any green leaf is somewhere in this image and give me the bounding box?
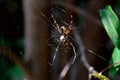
[99,5,120,49]
[99,5,120,78]
[109,47,120,77]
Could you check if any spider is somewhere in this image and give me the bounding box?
[51,11,76,65]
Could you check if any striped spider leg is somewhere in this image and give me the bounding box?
[51,13,76,65]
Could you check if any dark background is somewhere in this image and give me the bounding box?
[0,0,120,80]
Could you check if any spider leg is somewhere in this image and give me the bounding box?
[70,42,77,64]
[64,14,73,35]
[69,15,73,29]
[52,42,61,65]
[51,15,61,33]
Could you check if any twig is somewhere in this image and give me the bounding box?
[101,61,120,74]
[72,28,97,80]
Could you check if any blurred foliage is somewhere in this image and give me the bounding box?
[0,0,24,80]
[0,54,11,80]
[0,37,24,80]
[10,65,24,80]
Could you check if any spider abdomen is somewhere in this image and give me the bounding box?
[60,35,65,42]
